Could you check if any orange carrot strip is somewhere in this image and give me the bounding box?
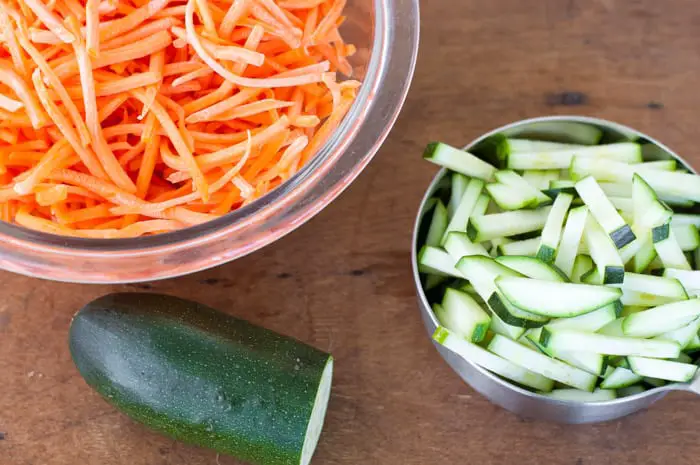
[210,99,294,121]
[99,0,171,42]
[98,93,128,122]
[78,219,183,238]
[35,184,68,206]
[15,207,79,236]
[136,132,160,197]
[86,0,100,57]
[102,17,179,51]
[195,0,217,36]
[22,0,75,43]
[0,5,27,77]
[15,25,91,144]
[0,61,47,129]
[278,0,325,9]
[185,87,261,123]
[50,30,173,81]
[13,139,73,194]
[219,0,250,37]
[131,88,208,201]
[0,94,23,112]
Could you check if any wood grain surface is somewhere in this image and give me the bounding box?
[3,0,700,464]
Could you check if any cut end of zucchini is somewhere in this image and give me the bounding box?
[652,223,671,243]
[610,225,636,249]
[432,327,450,344]
[536,245,556,264]
[300,357,333,465]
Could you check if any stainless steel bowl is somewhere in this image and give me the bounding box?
[411,116,700,424]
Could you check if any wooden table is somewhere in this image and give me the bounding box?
[4,0,700,463]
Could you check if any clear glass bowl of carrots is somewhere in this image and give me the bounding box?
[0,0,419,282]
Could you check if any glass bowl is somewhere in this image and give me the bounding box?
[0,0,420,283]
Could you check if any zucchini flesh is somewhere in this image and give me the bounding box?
[443,232,489,261]
[508,143,640,170]
[664,268,700,293]
[583,216,624,284]
[597,317,625,337]
[487,293,550,328]
[496,255,567,282]
[495,276,621,318]
[571,255,594,283]
[504,121,603,145]
[620,290,685,307]
[423,142,496,180]
[547,349,607,376]
[617,385,646,397]
[672,224,700,251]
[537,193,573,262]
[439,288,491,343]
[486,183,538,210]
[472,194,490,217]
[554,205,588,278]
[425,200,448,247]
[672,213,700,228]
[418,246,462,278]
[615,272,688,300]
[69,293,333,465]
[449,173,469,218]
[540,328,681,358]
[654,229,692,270]
[542,388,617,402]
[506,138,588,153]
[546,303,619,332]
[494,170,551,206]
[488,334,597,391]
[622,299,700,337]
[433,328,554,391]
[627,356,698,382]
[468,207,552,242]
[600,367,642,389]
[499,237,540,256]
[443,179,485,243]
[576,176,635,248]
[654,317,700,348]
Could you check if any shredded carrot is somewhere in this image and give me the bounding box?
[0,0,360,237]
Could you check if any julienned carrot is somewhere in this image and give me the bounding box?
[0,0,360,237]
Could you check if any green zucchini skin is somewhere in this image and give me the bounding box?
[69,293,332,465]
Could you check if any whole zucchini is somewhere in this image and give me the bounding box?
[69,293,333,465]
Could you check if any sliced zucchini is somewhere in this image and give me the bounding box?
[455,256,528,339]
[472,194,490,217]
[544,179,577,199]
[505,138,588,153]
[583,216,624,284]
[433,327,554,391]
[505,121,603,145]
[425,274,447,290]
[635,159,677,171]
[554,205,588,278]
[597,317,625,337]
[608,197,634,213]
[423,142,496,180]
[633,174,674,229]
[571,255,594,283]
[546,349,607,376]
[687,334,700,351]
[522,169,560,190]
[576,176,635,248]
[499,237,540,256]
[495,256,567,282]
[664,268,700,293]
[495,276,621,318]
[622,299,700,337]
[418,246,463,278]
[425,200,448,247]
[672,213,700,228]
[508,143,641,170]
[438,289,491,343]
[654,317,700,348]
[617,385,646,397]
[541,388,617,402]
[637,169,700,203]
[449,173,470,218]
[615,272,688,300]
[599,182,631,198]
[443,232,489,261]
[654,229,692,271]
[570,157,634,183]
[540,328,681,358]
[620,305,645,317]
[443,179,485,243]
[494,170,551,206]
[631,237,657,274]
[486,183,538,210]
[487,334,597,391]
[547,303,619,332]
[600,367,642,389]
[621,290,686,307]
[487,293,550,328]
[672,224,700,251]
[536,193,573,262]
[627,356,698,382]
[467,207,552,242]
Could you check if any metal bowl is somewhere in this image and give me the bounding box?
[410,116,696,424]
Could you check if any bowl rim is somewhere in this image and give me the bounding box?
[411,114,696,406]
